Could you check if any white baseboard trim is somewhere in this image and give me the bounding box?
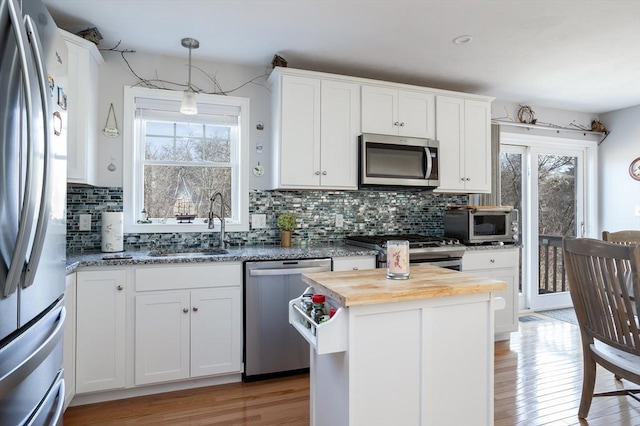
[68,374,242,407]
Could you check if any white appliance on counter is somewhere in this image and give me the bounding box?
[0,0,67,423]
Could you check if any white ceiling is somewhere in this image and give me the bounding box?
[43,0,640,114]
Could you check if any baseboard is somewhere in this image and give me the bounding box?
[68,374,242,407]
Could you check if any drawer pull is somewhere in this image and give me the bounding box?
[117,285,123,290]
[183,308,189,313]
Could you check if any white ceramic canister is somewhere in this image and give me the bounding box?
[101,212,123,252]
[386,240,410,279]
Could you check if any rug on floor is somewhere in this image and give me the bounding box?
[536,308,577,325]
[518,315,545,322]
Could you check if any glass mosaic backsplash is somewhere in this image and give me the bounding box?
[66,185,467,253]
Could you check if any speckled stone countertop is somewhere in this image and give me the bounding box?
[66,244,379,274]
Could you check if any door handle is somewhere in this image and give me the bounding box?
[424,148,433,179]
[250,266,330,276]
[23,16,53,290]
[0,305,65,399]
[3,0,39,298]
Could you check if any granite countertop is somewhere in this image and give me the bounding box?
[301,264,507,307]
[66,244,379,274]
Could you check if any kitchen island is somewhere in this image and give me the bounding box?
[291,264,506,426]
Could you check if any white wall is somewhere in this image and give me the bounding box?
[598,105,640,233]
[95,51,272,189]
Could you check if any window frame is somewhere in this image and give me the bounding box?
[123,86,250,234]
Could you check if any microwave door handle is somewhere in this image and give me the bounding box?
[424,147,433,179]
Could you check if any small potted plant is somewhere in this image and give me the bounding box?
[277,212,296,248]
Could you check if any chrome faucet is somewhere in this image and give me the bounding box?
[208,192,227,249]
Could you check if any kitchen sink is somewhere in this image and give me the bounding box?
[148,248,229,257]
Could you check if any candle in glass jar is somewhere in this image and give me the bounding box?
[386,240,410,279]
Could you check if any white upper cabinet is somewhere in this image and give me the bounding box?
[361,85,435,139]
[62,30,104,186]
[435,96,491,193]
[270,70,360,190]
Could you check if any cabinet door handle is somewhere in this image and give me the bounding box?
[490,259,496,263]
[192,307,198,312]
[352,267,359,270]
[117,285,123,291]
[394,121,400,126]
[322,171,327,175]
[315,171,321,175]
[183,308,189,313]
[399,122,405,127]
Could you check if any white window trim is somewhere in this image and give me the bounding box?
[123,86,250,234]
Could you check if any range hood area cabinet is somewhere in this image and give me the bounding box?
[361,85,435,139]
[434,96,493,194]
[268,67,494,193]
[269,69,360,190]
[62,29,104,186]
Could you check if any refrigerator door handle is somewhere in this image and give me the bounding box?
[26,370,65,426]
[22,15,52,290]
[0,305,65,400]
[3,0,39,298]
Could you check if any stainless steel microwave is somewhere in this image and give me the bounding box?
[444,207,519,245]
[359,133,439,188]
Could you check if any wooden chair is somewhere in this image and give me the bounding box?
[563,237,640,418]
[602,230,640,244]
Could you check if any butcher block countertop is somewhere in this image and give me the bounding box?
[302,264,507,307]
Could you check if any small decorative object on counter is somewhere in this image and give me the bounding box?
[101,212,123,253]
[311,294,326,324]
[277,212,296,248]
[386,240,410,279]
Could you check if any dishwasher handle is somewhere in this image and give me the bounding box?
[249,266,330,277]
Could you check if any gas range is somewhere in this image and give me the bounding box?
[345,234,466,265]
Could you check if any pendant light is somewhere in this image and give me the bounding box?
[180,37,199,115]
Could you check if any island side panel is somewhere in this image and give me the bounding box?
[342,293,494,426]
[350,306,423,425]
[421,294,494,425]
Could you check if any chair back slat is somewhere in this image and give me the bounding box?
[563,237,640,357]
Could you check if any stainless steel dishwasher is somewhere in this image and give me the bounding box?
[244,258,331,381]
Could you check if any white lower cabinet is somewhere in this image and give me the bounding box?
[63,273,76,409]
[134,263,242,386]
[75,269,127,394]
[463,248,520,339]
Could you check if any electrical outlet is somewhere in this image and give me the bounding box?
[79,214,92,231]
[335,213,344,228]
[635,205,640,217]
[252,214,267,229]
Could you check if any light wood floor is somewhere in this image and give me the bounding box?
[64,315,640,425]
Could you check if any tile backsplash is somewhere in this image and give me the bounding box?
[66,185,467,253]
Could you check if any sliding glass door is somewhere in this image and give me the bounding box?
[501,133,595,311]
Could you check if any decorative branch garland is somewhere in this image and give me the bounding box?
[99,41,270,95]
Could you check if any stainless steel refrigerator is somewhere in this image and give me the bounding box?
[1,0,67,424]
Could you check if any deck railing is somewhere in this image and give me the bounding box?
[538,235,568,294]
